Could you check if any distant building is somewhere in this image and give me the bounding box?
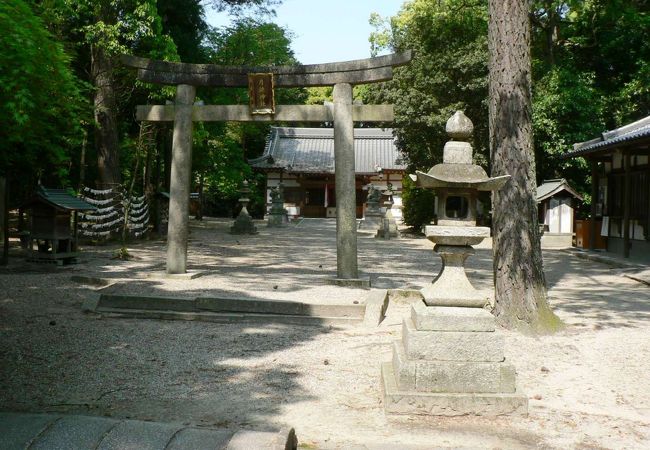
[536,179,583,248]
[250,127,407,219]
[566,115,650,261]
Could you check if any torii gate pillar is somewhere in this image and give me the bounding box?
[333,83,358,279]
[167,84,196,274]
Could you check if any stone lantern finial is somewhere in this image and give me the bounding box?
[445,110,473,140]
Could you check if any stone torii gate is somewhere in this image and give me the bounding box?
[122,51,411,280]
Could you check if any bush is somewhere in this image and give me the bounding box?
[401,176,436,231]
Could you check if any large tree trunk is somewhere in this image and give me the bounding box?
[488,0,561,332]
[91,44,121,188]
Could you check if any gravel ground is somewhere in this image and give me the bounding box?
[1,218,649,449]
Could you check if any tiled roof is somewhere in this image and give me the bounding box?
[536,179,583,202]
[25,187,96,211]
[566,115,650,158]
[249,127,406,174]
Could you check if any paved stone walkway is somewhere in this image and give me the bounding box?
[0,412,294,450]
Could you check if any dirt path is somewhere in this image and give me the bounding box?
[0,219,648,448]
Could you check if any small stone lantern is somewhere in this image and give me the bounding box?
[230,180,258,235]
[413,111,509,307]
[267,183,289,227]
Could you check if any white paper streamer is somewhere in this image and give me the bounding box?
[82,196,116,206]
[83,187,114,195]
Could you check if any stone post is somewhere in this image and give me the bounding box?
[333,83,358,279]
[166,84,196,274]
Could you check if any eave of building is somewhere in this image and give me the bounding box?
[537,179,583,202]
[565,115,650,159]
[250,127,406,175]
[22,188,96,212]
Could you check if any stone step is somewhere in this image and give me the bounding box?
[87,293,366,326]
[391,342,516,393]
[0,412,297,450]
[381,363,528,417]
[197,297,365,318]
[403,318,504,362]
[92,307,362,327]
[411,302,495,332]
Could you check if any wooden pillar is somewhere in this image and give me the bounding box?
[166,84,196,274]
[589,160,599,250]
[333,83,358,279]
[623,152,631,258]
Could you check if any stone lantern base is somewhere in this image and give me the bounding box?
[382,301,528,416]
[230,206,258,235]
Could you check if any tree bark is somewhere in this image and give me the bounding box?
[91,44,121,188]
[488,0,561,332]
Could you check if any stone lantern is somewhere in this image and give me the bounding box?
[413,110,509,307]
[230,180,258,235]
[376,185,398,239]
[381,111,528,417]
[267,183,289,227]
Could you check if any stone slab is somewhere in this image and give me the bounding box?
[392,342,516,393]
[197,297,365,318]
[329,277,371,288]
[96,419,179,450]
[411,302,495,332]
[161,270,207,280]
[198,297,303,315]
[31,415,118,450]
[166,427,233,450]
[93,308,361,327]
[363,289,389,326]
[226,428,297,449]
[98,294,197,312]
[382,363,528,416]
[0,413,298,450]
[0,412,59,450]
[423,225,490,246]
[403,319,504,362]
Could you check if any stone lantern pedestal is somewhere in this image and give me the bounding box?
[376,189,398,239]
[361,184,383,231]
[267,185,289,227]
[382,111,527,416]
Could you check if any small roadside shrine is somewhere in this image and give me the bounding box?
[22,187,96,264]
[536,178,583,248]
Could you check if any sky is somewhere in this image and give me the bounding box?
[204,0,405,64]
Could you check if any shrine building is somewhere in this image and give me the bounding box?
[250,127,407,219]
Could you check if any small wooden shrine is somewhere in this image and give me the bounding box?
[22,187,96,264]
